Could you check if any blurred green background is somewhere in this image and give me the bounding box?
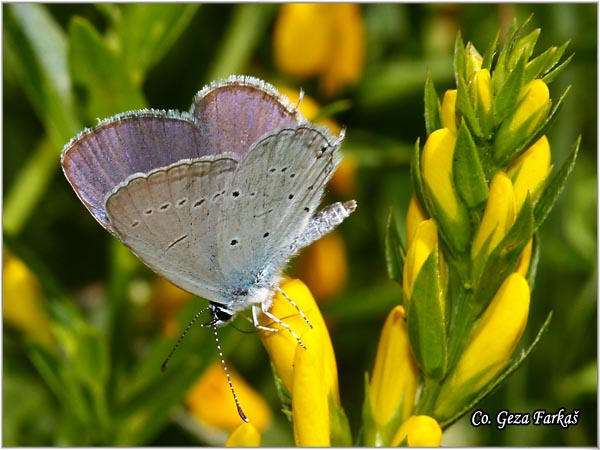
[3,3,596,446]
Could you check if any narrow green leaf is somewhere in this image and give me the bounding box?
[205,4,278,83]
[456,74,483,139]
[509,28,540,70]
[453,122,489,209]
[115,4,199,83]
[481,32,499,71]
[385,209,405,284]
[329,394,352,446]
[526,233,541,289]
[68,17,147,119]
[407,251,447,380]
[542,53,574,84]
[4,139,57,236]
[541,40,571,76]
[424,70,442,134]
[453,33,467,85]
[440,312,553,429]
[4,4,80,146]
[410,138,427,212]
[534,136,580,229]
[493,53,526,126]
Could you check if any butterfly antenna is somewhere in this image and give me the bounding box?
[212,325,249,422]
[276,286,313,329]
[161,305,210,372]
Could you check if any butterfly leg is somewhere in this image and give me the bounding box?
[252,304,279,333]
[258,303,307,350]
[276,286,313,328]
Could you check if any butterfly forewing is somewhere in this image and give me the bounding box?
[105,155,239,303]
[217,126,341,287]
[61,113,207,233]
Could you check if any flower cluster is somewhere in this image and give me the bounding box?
[373,17,578,434]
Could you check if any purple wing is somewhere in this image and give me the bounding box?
[191,75,306,157]
[61,110,206,233]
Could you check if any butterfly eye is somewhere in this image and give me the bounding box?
[214,307,233,322]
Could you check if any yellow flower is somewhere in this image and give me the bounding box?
[367,306,419,446]
[186,362,272,433]
[293,232,348,302]
[473,69,492,114]
[508,79,551,134]
[441,90,458,133]
[258,279,341,446]
[405,194,429,246]
[273,4,365,96]
[471,172,516,261]
[515,238,533,277]
[225,422,261,447]
[3,251,54,348]
[421,128,460,221]
[435,273,530,418]
[403,219,438,304]
[507,136,552,208]
[391,415,443,446]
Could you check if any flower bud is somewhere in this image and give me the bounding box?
[391,415,443,446]
[471,172,516,262]
[441,90,457,133]
[507,136,552,208]
[403,219,438,304]
[405,194,429,247]
[365,306,418,445]
[225,422,261,447]
[435,273,530,419]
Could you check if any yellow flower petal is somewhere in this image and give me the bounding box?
[292,323,330,446]
[471,172,516,260]
[509,79,550,134]
[391,415,443,447]
[369,306,418,434]
[474,69,492,113]
[273,4,365,96]
[436,273,530,417]
[3,252,54,348]
[403,219,438,303]
[507,136,552,208]
[441,90,457,133]
[405,194,429,247]
[225,422,261,447]
[186,362,272,432]
[320,4,365,96]
[421,128,459,220]
[273,4,331,78]
[515,238,533,277]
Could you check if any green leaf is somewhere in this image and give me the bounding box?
[453,33,467,85]
[493,53,526,126]
[534,136,580,230]
[385,209,405,284]
[542,53,574,84]
[329,394,352,446]
[440,312,553,429]
[410,138,427,212]
[481,32,499,71]
[4,4,80,147]
[526,233,541,289]
[453,122,489,209]
[472,196,533,315]
[424,70,442,134]
[205,4,278,83]
[407,251,447,380]
[456,74,483,139]
[509,28,540,70]
[114,4,199,84]
[68,17,147,119]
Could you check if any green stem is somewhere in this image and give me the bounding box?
[204,4,278,83]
